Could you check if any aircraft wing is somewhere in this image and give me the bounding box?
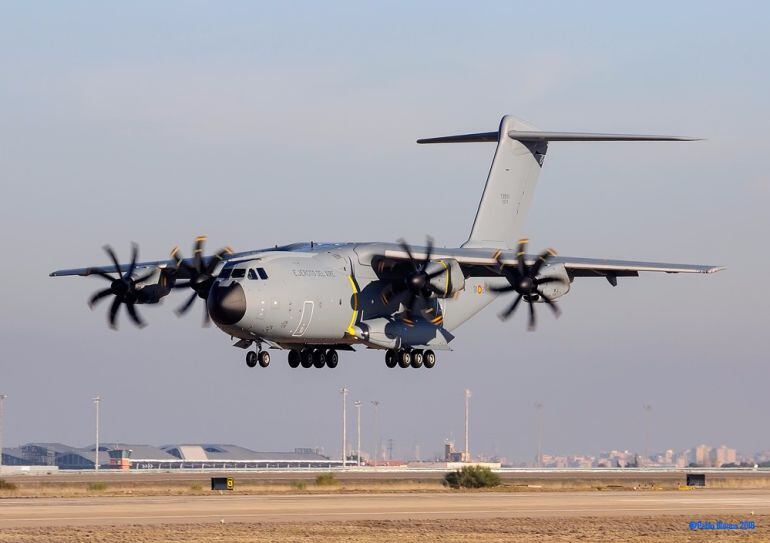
[381,246,723,279]
[49,248,271,278]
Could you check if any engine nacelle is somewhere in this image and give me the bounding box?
[425,258,465,298]
[536,264,570,301]
[134,268,175,304]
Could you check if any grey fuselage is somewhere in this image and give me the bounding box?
[206,242,504,352]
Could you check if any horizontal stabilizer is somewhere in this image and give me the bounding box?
[417,131,701,144]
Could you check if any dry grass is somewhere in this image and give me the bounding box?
[1,516,767,542]
[0,479,447,498]
[3,473,770,499]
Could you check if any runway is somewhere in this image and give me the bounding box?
[1,490,768,528]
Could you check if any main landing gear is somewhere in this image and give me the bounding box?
[288,348,339,369]
[246,349,271,368]
[385,348,436,369]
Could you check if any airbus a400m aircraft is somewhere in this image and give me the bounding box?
[51,116,722,370]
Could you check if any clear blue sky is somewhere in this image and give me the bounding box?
[1,1,768,462]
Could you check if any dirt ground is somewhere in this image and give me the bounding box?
[0,516,766,543]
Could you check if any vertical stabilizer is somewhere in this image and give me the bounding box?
[416,115,699,250]
[462,115,545,249]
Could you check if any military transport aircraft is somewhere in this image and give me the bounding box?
[51,115,722,370]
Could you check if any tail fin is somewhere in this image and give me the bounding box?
[418,115,699,250]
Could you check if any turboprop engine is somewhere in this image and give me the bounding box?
[535,263,570,301]
[423,258,465,298]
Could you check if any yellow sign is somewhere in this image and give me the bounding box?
[226,477,234,490]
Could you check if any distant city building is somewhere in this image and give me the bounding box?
[710,445,737,467]
[694,444,711,466]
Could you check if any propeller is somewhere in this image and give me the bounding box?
[87,244,154,329]
[170,236,232,325]
[379,237,447,324]
[490,238,566,330]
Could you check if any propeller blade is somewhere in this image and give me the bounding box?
[193,236,206,271]
[206,246,233,274]
[108,297,121,329]
[88,288,114,308]
[202,305,211,327]
[89,270,116,282]
[103,245,122,276]
[406,290,417,312]
[527,298,536,331]
[422,236,434,270]
[380,283,393,305]
[170,245,184,266]
[499,293,523,320]
[425,266,445,279]
[125,243,138,280]
[176,292,198,316]
[516,238,529,276]
[536,289,561,317]
[125,302,146,328]
[531,248,556,277]
[490,284,517,293]
[397,239,418,270]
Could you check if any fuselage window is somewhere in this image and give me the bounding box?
[231,268,246,279]
[248,269,258,280]
[218,268,232,279]
[257,267,268,280]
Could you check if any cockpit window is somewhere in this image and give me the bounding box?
[231,268,246,279]
[248,269,258,280]
[257,267,268,280]
[218,268,232,279]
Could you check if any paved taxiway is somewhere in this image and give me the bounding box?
[1,490,768,528]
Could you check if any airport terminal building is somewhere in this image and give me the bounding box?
[2,443,342,470]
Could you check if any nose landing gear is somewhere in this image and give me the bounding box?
[246,349,271,368]
[385,348,436,369]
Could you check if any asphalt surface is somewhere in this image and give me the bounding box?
[1,490,768,528]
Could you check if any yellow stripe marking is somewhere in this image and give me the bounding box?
[437,259,450,295]
[345,275,359,336]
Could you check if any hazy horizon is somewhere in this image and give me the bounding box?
[2,2,768,464]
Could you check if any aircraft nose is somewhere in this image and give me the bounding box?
[207,282,247,325]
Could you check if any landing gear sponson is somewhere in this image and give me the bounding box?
[385,348,436,369]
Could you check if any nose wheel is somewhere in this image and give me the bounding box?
[385,349,436,369]
[246,349,270,368]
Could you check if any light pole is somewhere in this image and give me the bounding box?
[464,389,471,462]
[93,395,101,472]
[643,404,652,466]
[354,401,362,466]
[371,400,380,468]
[0,394,7,472]
[340,387,348,468]
[534,401,543,468]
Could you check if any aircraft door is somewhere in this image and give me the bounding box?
[292,300,314,337]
